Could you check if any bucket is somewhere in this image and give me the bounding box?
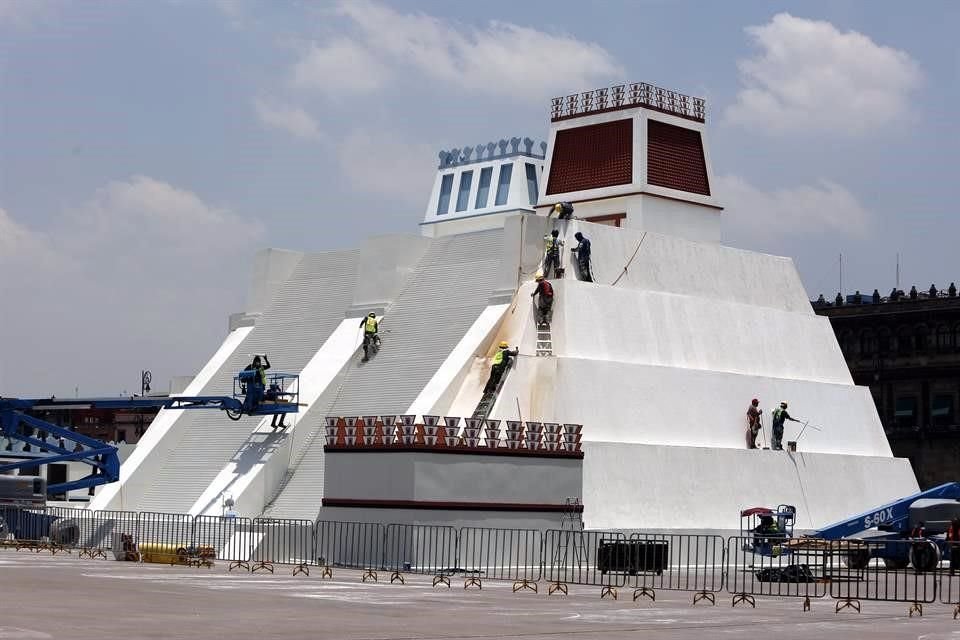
[787,441,797,452]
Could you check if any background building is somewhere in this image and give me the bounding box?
[814,287,960,488]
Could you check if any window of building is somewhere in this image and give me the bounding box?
[861,330,877,355]
[475,167,493,209]
[894,396,918,429]
[436,174,454,215]
[495,164,512,206]
[936,324,952,351]
[877,327,892,353]
[456,170,473,212]
[525,163,539,205]
[896,326,913,355]
[914,324,929,352]
[585,213,626,228]
[931,394,954,428]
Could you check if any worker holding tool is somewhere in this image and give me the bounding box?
[484,342,519,394]
[746,399,762,449]
[360,312,380,362]
[771,401,799,451]
[543,229,563,278]
[531,274,554,328]
[571,232,593,282]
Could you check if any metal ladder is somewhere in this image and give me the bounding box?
[536,322,553,357]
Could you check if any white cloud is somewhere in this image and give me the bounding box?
[337,129,435,207]
[716,174,872,243]
[291,38,389,95]
[296,0,623,100]
[253,98,325,141]
[725,13,923,135]
[0,177,263,396]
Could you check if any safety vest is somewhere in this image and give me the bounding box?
[492,349,506,366]
[772,408,785,424]
[365,317,378,333]
[544,235,559,252]
[256,367,267,386]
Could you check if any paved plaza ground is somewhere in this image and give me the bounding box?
[1,550,958,639]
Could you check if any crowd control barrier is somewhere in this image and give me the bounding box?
[725,536,828,608]
[543,530,628,597]
[137,511,196,565]
[383,524,457,584]
[193,515,255,570]
[252,517,313,575]
[828,539,938,615]
[314,520,383,581]
[457,527,542,591]
[46,506,137,558]
[626,533,725,605]
[943,566,959,619]
[0,506,52,550]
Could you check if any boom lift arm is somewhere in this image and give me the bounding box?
[0,372,299,494]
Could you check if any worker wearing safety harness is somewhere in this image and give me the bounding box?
[531,274,554,328]
[484,341,519,394]
[771,402,799,451]
[543,229,563,279]
[360,313,380,362]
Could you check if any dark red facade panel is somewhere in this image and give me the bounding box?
[546,119,633,195]
[646,120,710,196]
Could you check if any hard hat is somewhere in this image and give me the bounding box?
[552,203,562,213]
[499,341,509,349]
[368,312,376,317]
[535,274,544,281]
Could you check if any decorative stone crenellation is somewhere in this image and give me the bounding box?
[437,136,548,169]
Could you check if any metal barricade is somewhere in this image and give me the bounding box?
[623,533,726,605]
[543,530,628,598]
[828,539,938,615]
[0,506,51,551]
[251,517,313,575]
[193,515,255,570]
[457,527,542,591]
[724,536,827,608]
[46,507,137,558]
[942,546,959,618]
[137,512,194,565]
[383,524,457,585]
[314,520,383,581]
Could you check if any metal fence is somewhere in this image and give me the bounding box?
[315,520,383,575]
[828,540,938,614]
[252,517,313,572]
[626,533,725,604]
[458,527,542,586]
[543,530,628,595]
[383,524,457,582]
[46,506,138,557]
[194,515,255,567]
[137,511,194,564]
[725,536,827,607]
[0,507,49,547]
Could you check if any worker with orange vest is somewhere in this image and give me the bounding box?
[531,274,555,328]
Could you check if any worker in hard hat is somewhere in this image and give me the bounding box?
[484,341,519,394]
[770,401,799,451]
[746,399,762,449]
[531,273,555,328]
[360,313,380,362]
[571,232,593,282]
[552,202,574,219]
[543,229,563,278]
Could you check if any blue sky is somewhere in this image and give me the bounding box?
[1,0,957,395]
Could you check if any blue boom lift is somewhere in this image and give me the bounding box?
[0,371,300,495]
[741,482,960,571]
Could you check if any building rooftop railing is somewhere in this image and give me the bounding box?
[551,82,706,123]
[813,284,959,310]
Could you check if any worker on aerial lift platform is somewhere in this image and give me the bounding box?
[542,229,563,279]
[241,354,287,428]
[360,312,380,362]
[771,401,799,451]
[484,342,519,394]
[531,274,554,328]
[571,232,593,282]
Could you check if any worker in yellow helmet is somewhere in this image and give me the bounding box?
[484,341,518,394]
